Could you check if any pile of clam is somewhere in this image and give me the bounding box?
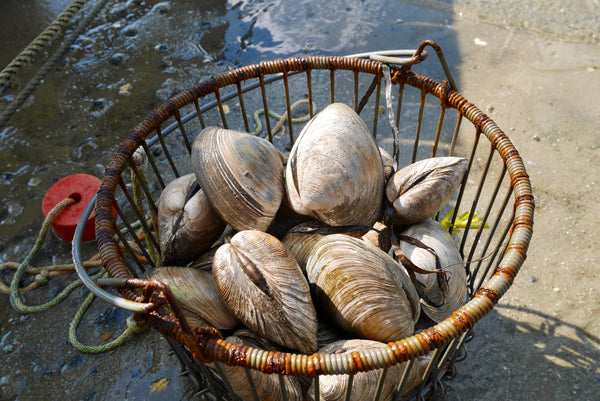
[150,103,468,401]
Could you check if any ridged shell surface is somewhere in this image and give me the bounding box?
[285,103,384,227]
[213,230,318,353]
[307,339,423,401]
[305,234,419,342]
[399,219,467,322]
[192,127,285,232]
[147,266,239,330]
[217,329,305,401]
[157,173,225,266]
[281,221,324,275]
[386,157,467,226]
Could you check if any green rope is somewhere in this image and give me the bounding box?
[9,198,104,313]
[0,0,90,86]
[69,272,147,354]
[5,194,148,354]
[251,99,317,136]
[0,0,111,128]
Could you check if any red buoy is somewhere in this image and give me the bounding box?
[42,174,103,242]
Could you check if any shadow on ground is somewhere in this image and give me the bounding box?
[449,304,600,400]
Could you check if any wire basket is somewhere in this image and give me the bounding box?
[73,40,534,400]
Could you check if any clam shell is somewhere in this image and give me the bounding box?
[285,103,384,227]
[147,266,239,330]
[266,187,314,239]
[157,173,226,266]
[217,329,305,401]
[399,219,467,322]
[386,157,467,226]
[213,230,318,353]
[307,339,424,401]
[379,146,394,181]
[192,127,285,232]
[305,234,420,342]
[361,221,392,253]
[281,221,324,275]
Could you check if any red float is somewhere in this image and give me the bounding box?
[41,174,104,242]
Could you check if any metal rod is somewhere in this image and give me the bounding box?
[459,144,494,254]
[175,109,192,154]
[412,87,427,163]
[236,81,250,133]
[72,195,154,313]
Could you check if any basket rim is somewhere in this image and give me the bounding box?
[78,46,534,376]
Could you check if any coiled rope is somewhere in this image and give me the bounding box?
[2,197,147,353]
[0,0,110,128]
[0,0,90,86]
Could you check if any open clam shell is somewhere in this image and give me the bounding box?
[386,157,467,226]
[157,173,226,266]
[217,329,306,401]
[361,221,392,253]
[305,234,420,343]
[213,230,318,354]
[146,266,239,330]
[307,339,424,401]
[398,219,468,322]
[191,127,285,232]
[285,103,384,227]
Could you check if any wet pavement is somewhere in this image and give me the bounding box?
[1,0,599,399]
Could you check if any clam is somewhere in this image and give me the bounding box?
[217,329,306,401]
[266,188,313,240]
[157,173,226,266]
[307,339,424,401]
[361,221,392,253]
[305,234,420,343]
[281,221,324,275]
[146,266,239,330]
[213,230,318,353]
[386,157,467,226]
[398,219,468,322]
[285,103,384,227]
[191,126,285,232]
[379,146,394,181]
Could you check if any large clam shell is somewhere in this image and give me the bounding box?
[386,157,467,226]
[305,234,420,342]
[191,127,285,232]
[281,221,324,275]
[307,339,424,401]
[213,230,318,353]
[399,219,468,322]
[146,266,239,330]
[157,173,226,266]
[217,329,305,401]
[361,221,392,253]
[285,103,384,227]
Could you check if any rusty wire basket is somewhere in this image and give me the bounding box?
[73,40,534,400]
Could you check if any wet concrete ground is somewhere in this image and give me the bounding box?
[1,0,599,399]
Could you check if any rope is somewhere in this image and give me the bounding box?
[0,0,111,128]
[69,274,147,354]
[251,99,317,137]
[0,0,90,86]
[8,198,104,313]
[3,196,148,352]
